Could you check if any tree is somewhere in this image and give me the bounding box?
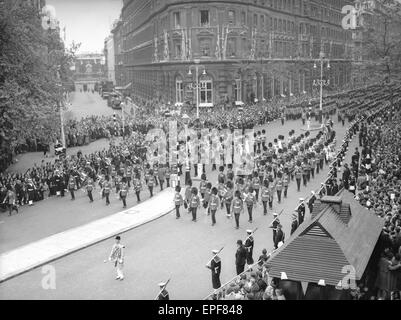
[0,1,79,170]
[355,0,401,83]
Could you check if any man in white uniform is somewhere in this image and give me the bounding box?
[108,235,125,280]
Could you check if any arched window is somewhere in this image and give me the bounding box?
[199,76,213,106]
[175,77,184,105]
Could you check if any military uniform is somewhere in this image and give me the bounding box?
[109,239,124,280]
[207,251,221,290]
[209,193,220,226]
[120,182,128,208]
[86,179,94,202]
[244,231,254,265]
[68,177,76,200]
[174,191,183,219]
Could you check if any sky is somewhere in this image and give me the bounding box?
[46,0,123,53]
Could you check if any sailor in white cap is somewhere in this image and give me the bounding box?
[291,212,299,235]
[298,198,306,225]
[269,213,280,243]
[244,230,255,266]
[108,236,125,280]
[157,281,170,300]
[206,249,221,290]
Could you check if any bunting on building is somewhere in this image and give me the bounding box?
[215,25,221,60]
[222,25,228,60]
[186,28,192,60]
[249,28,257,60]
[163,30,169,61]
[181,29,186,61]
[153,36,159,62]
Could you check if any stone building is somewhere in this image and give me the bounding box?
[72,53,106,92]
[120,0,355,106]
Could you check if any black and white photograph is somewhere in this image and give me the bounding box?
[0,0,401,304]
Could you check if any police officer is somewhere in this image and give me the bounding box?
[244,230,254,266]
[206,249,221,290]
[86,178,94,202]
[235,240,247,275]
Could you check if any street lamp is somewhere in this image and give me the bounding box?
[188,59,207,119]
[313,51,330,124]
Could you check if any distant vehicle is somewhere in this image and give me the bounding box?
[54,143,66,157]
[100,81,114,99]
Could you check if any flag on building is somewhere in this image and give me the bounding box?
[163,30,169,61]
[215,25,221,60]
[181,28,186,61]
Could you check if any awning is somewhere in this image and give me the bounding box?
[115,83,132,90]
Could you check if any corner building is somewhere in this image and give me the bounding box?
[121,0,354,106]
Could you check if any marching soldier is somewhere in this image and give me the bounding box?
[244,230,255,266]
[244,187,257,223]
[231,190,243,229]
[206,249,221,290]
[173,185,183,219]
[4,186,18,216]
[283,172,290,198]
[157,282,169,300]
[190,187,201,222]
[68,176,76,200]
[133,174,142,203]
[103,176,111,205]
[291,212,299,235]
[252,171,260,201]
[276,172,283,204]
[108,236,125,280]
[120,179,129,208]
[294,165,302,192]
[261,180,269,215]
[147,169,155,197]
[208,187,220,226]
[86,178,94,203]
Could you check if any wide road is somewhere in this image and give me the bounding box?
[0,119,354,300]
[65,91,117,119]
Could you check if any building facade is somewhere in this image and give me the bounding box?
[72,53,106,92]
[112,19,125,88]
[104,35,116,85]
[120,0,354,106]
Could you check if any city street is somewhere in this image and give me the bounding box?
[0,119,353,300]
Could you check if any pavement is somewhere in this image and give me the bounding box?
[0,118,355,300]
[0,188,175,283]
